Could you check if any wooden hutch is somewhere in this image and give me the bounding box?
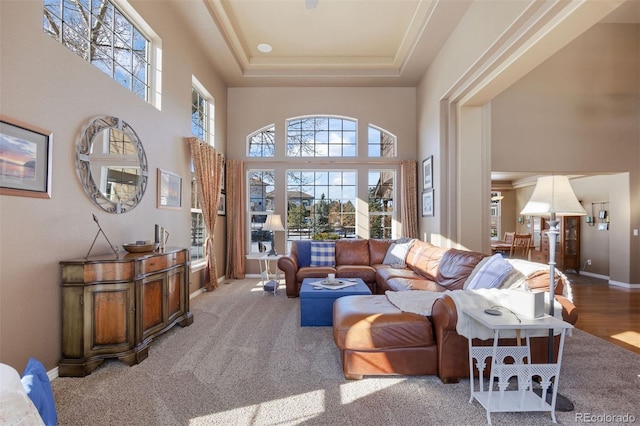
[529,216,580,273]
[59,247,193,376]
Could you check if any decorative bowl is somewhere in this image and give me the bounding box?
[123,242,158,253]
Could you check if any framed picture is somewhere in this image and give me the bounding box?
[157,168,182,209]
[220,156,225,192]
[422,155,433,190]
[217,192,226,216]
[0,116,52,198]
[422,189,434,217]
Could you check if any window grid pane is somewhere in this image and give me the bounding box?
[249,170,275,254]
[368,125,396,158]
[190,85,214,261]
[248,126,275,157]
[191,87,209,142]
[286,170,356,241]
[368,171,394,239]
[44,0,150,101]
[286,117,357,157]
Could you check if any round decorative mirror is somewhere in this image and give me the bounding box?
[77,116,148,213]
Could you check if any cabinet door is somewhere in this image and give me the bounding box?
[85,282,135,356]
[167,266,185,324]
[140,273,167,342]
[562,216,580,272]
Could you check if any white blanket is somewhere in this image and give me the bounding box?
[384,290,447,316]
[384,259,572,339]
[385,288,565,340]
[446,288,564,340]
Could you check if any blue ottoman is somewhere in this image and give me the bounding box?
[300,278,372,326]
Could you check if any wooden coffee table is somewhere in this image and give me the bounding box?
[299,277,371,326]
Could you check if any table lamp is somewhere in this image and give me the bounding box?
[520,175,586,411]
[263,214,285,256]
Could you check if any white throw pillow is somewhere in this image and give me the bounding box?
[466,253,513,290]
[382,239,414,266]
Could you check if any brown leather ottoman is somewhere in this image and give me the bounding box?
[333,295,438,379]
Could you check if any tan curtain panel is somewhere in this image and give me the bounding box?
[401,160,418,239]
[225,159,246,279]
[188,137,224,291]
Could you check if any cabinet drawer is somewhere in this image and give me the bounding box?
[140,251,186,274]
[84,262,135,282]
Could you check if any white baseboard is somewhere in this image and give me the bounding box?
[189,287,206,299]
[579,271,609,280]
[579,271,640,289]
[609,280,640,289]
[48,366,59,381]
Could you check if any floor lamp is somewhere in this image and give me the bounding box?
[520,175,586,412]
[263,214,285,256]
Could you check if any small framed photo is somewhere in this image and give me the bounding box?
[0,116,53,198]
[217,192,226,216]
[157,168,182,209]
[422,189,434,217]
[422,155,433,190]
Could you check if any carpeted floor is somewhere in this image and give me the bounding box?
[52,279,640,425]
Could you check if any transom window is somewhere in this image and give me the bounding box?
[191,86,211,142]
[44,0,151,101]
[368,125,396,157]
[286,117,356,157]
[286,170,356,241]
[248,125,275,157]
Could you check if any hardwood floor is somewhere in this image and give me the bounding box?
[566,273,640,355]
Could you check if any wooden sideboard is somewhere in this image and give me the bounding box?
[59,247,193,377]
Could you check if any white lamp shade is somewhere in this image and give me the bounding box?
[520,175,587,217]
[263,214,285,232]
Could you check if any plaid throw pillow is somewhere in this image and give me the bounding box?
[310,242,336,267]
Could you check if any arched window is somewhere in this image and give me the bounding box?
[368,125,396,157]
[286,116,356,157]
[248,125,275,157]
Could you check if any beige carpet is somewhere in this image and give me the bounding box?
[52,279,640,425]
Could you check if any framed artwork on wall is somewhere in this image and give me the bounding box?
[217,192,226,216]
[0,116,52,198]
[422,155,433,190]
[157,168,182,209]
[422,189,434,217]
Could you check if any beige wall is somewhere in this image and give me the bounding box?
[416,1,639,284]
[227,87,416,275]
[0,0,227,371]
[416,0,531,248]
[491,23,640,284]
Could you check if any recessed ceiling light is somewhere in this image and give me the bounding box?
[257,43,272,53]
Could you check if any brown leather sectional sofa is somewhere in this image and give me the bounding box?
[277,238,578,383]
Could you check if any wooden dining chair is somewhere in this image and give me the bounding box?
[509,233,532,259]
[503,232,515,244]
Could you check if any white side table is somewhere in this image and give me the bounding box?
[463,308,573,425]
[259,254,282,294]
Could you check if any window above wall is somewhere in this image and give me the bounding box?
[286,116,356,157]
[248,125,275,157]
[368,125,396,157]
[43,0,158,106]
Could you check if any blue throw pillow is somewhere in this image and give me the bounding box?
[21,358,57,426]
[466,253,513,290]
[296,240,312,267]
[310,241,336,267]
